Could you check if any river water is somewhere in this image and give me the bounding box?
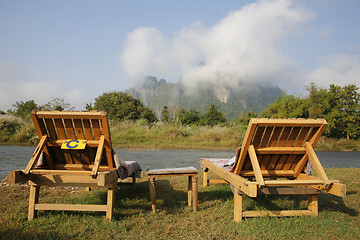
[1,145,359,181]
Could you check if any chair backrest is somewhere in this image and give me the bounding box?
[233,118,327,179]
[31,110,114,171]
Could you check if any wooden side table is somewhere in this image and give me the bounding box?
[147,167,199,213]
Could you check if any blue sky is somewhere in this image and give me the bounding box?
[0,0,359,110]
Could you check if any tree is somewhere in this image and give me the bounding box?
[161,105,170,122]
[261,83,360,140]
[307,83,360,139]
[261,94,310,119]
[10,100,39,120]
[201,104,227,126]
[177,108,201,125]
[42,98,73,111]
[238,111,258,125]
[94,91,157,122]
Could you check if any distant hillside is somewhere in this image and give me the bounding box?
[126,76,282,120]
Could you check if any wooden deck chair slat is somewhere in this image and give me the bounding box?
[293,126,325,177]
[248,145,265,187]
[269,126,301,170]
[35,111,106,119]
[252,126,265,147]
[45,119,58,140]
[234,120,258,174]
[64,119,76,139]
[258,127,273,167]
[24,135,48,174]
[260,127,283,170]
[294,127,311,147]
[266,126,292,170]
[82,119,94,140]
[44,118,66,165]
[31,111,53,169]
[53,119,66,139]
[305,142,330,186]
[279,127,302,170]
[100,115,114,169]
[91,119,102,140]
[283,127,312,171]
[73,119,85,139]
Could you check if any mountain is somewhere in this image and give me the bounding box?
[126,76,282,120]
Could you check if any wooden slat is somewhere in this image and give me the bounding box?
[261,127,282,169]
[100,115,114,169]
[254,118,326,127]
[264,179,324,186]
[53,119,66,138]
[305,142,330,187]
[240,169,295,178]
[252,126,265,147]
[91,135,105,176]
[73,119,85,139]
[281,127,302,170]
[257,187,320,195]
[54,163,109,171]
[47,139,100,147]
[285,127,312,172]
[91,119,102,140]
[201,158,258,197]
[242,210,315,218]
[30,169,93,175]
[35,204,107,212]
[260,127,273,147]
[256,147,306,154]
[64,119,76,138]
[45,119,57,140]
[248,145,265,187]
[82,119,94,140]
[267,126,283,147]
[31,111,53,169]
[34,111,106,119]
[234,120,258,174]
[23,135,48,174]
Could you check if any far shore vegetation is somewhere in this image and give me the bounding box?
[1,83,359,151]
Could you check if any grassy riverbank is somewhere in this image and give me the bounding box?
[1,168,359,239]
[1,116,360,151]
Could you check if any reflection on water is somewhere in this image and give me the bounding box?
[0,145,359,181]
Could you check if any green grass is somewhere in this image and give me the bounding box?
[1,168,359,239]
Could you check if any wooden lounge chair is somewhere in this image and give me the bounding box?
[201,118,346,221]
[9,110,141,221]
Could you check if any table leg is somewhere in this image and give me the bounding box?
[192,174,198,212]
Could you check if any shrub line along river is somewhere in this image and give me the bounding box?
[0,145,359,181]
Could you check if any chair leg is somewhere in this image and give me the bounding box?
[234,190,243,222]
[188,176,193,207]
[106,187,115,221]
[149,176,157,213]
[28,185,40,221]
[308,194,318,216]
[203,168,208,187]
[132,172,136,192]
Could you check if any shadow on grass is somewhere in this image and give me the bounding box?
[239,192,358,217]
[0,229,71,240]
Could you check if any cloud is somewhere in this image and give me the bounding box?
[0,63,86,110]
[306,54,360,88]
[120,0,315,89]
